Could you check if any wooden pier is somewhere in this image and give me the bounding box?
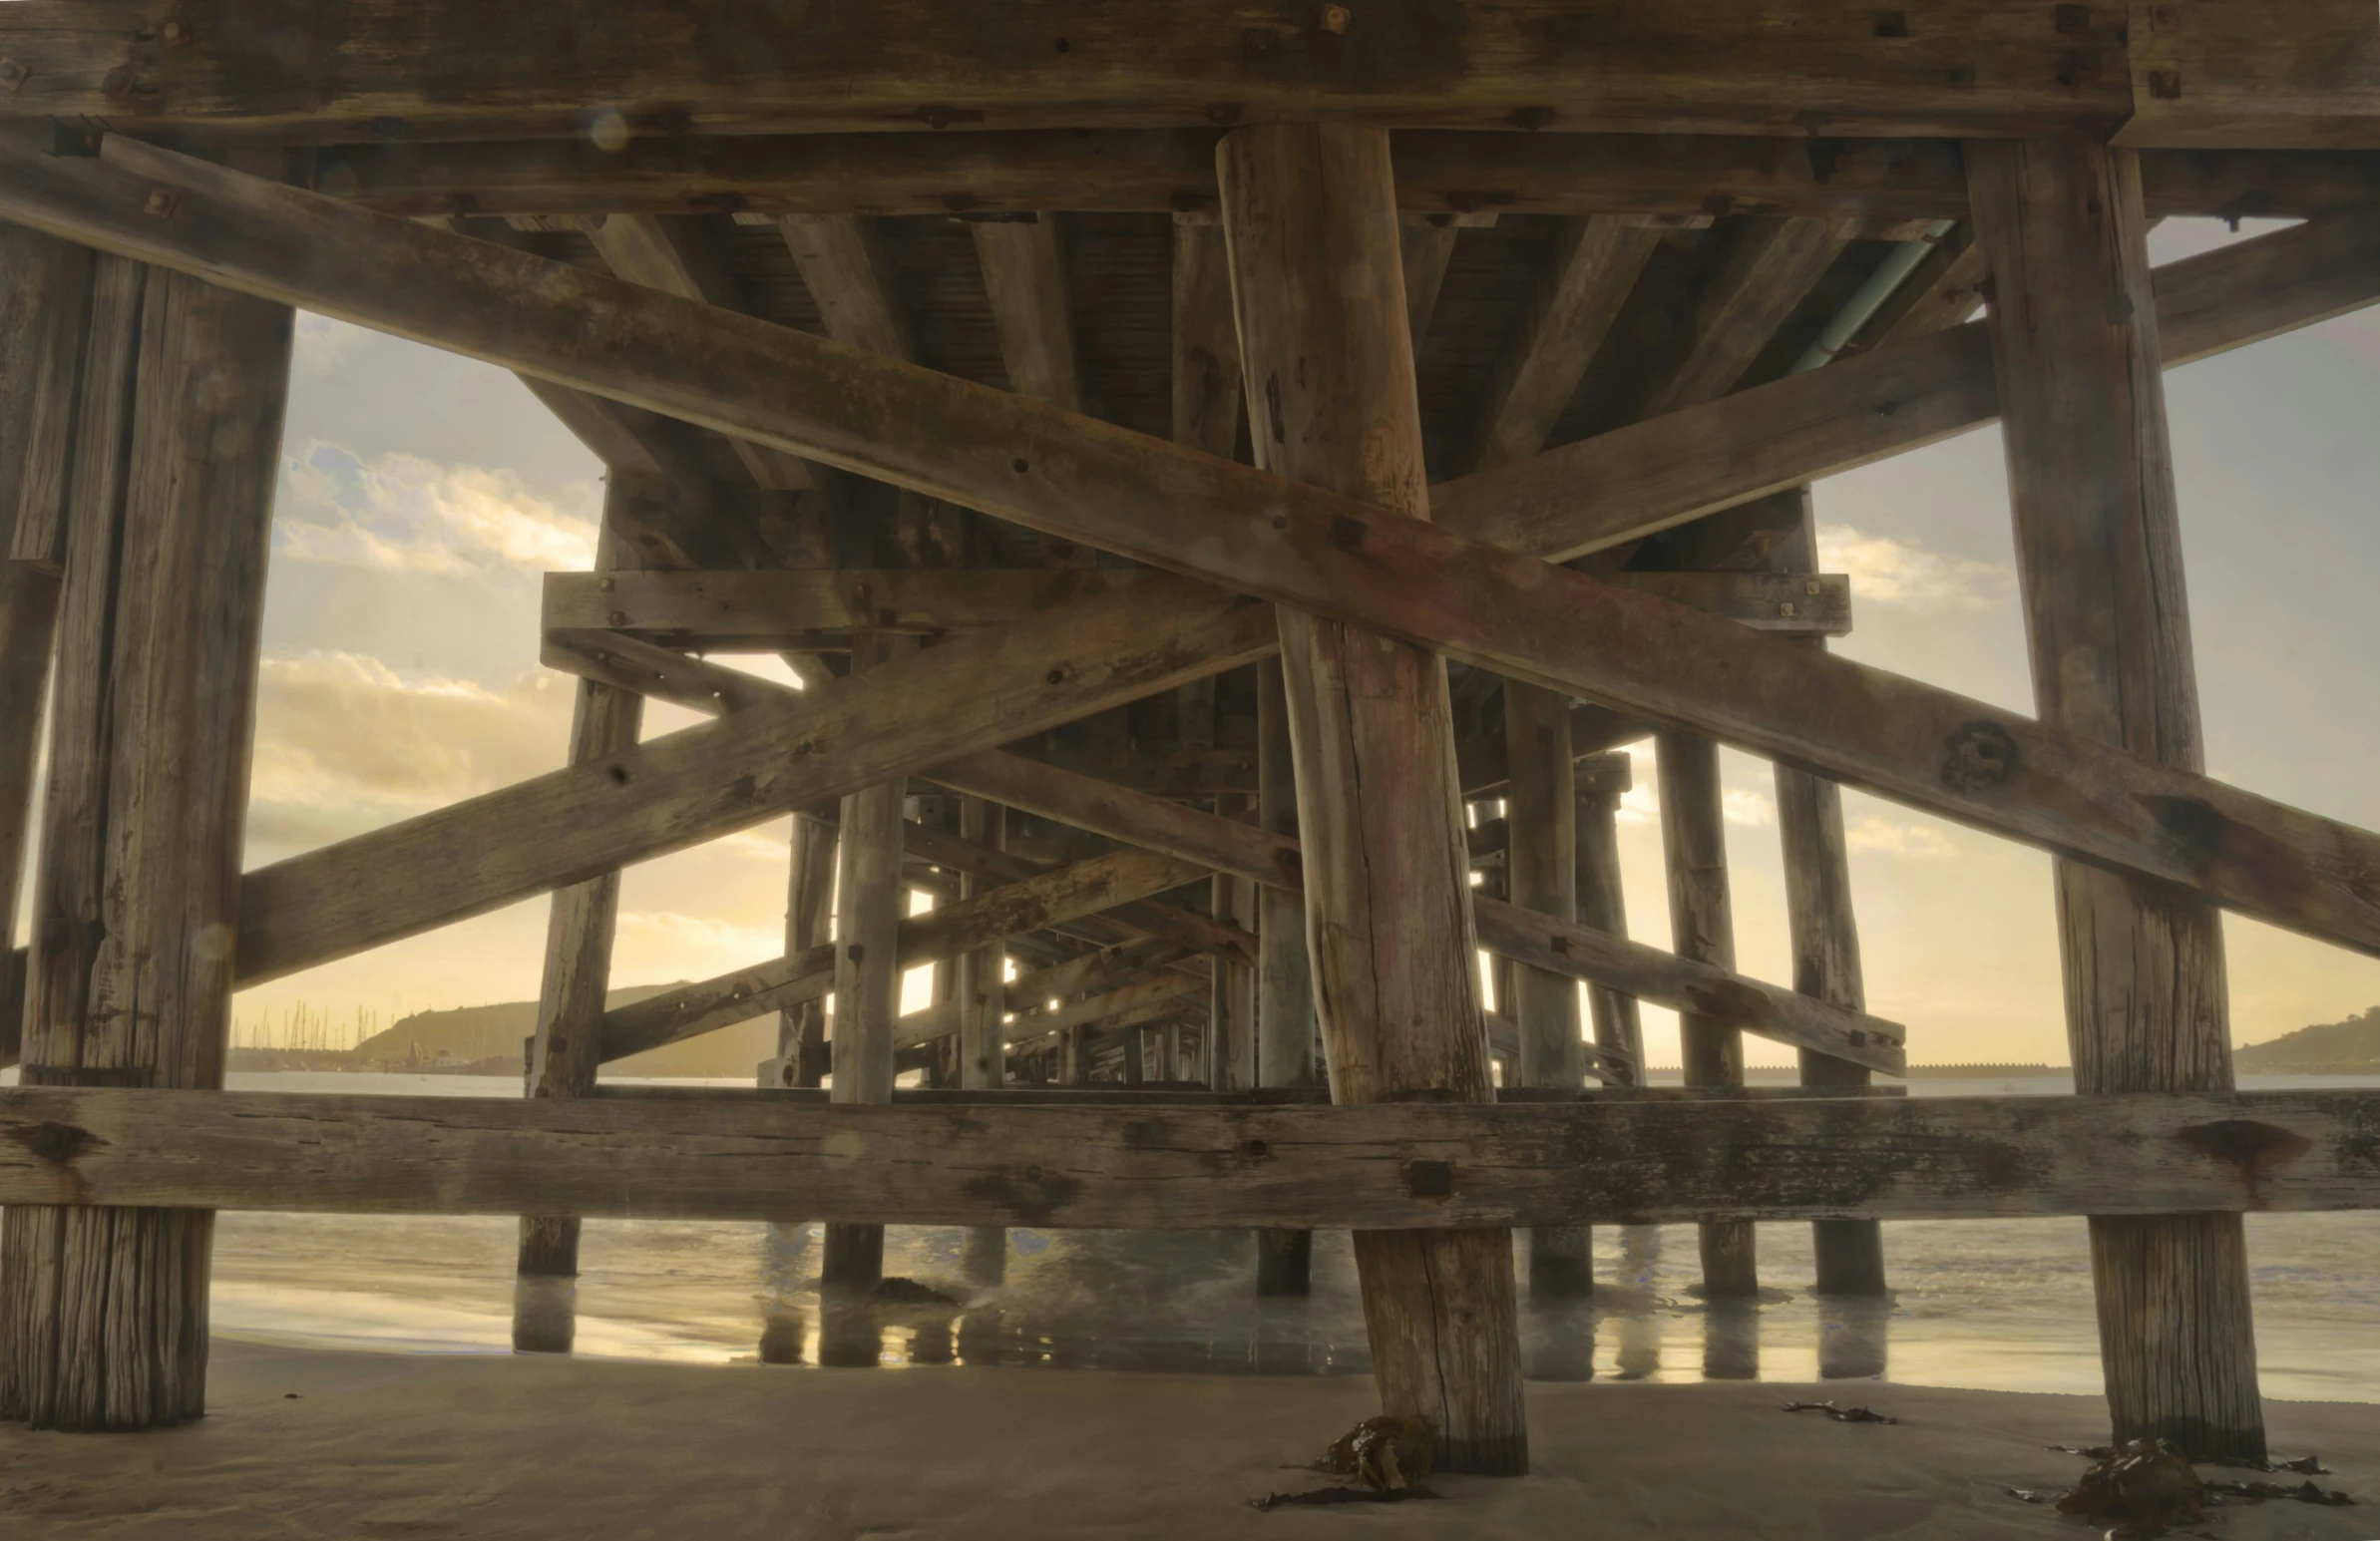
[1,0,2379,1470]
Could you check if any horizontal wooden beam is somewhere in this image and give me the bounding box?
[544,568,1149,648]
[1602,572,1849,634]
[0,2,2148,143]
[3,1086,2372,1227]
[21,140,2380,964]
[1429,204,2380,562]
[312,130,2380,224]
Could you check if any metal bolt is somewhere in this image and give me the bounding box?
[607,609,626,626]
[143,188,178,218]
[1320,4,1352,33]
[1780,601,1797,617]
[1805,579,1821,595]
[161,19,192,45]
[596,576,613,590]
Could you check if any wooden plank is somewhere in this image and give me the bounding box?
[323,131,2380,222]
[2119,0,2380,150]
[1847,222,1987,351]
[1469,217,1660,472]
[1253,658,1316,1093]
[775,214,913,361]
[973,216,1083,412]
[1599,571,1849,634]
[238,577,1277,983]
[1574,754,1645,1086]
[1430,205,2380,563]
[0,2,2142,142]
[1220,121,1522,1475]
[955,796,1005,1090]
[543,568,1149,646]
[25,142,2380,962]
[1969,133,2261,1463]
[599,846,1213,1061]
[1636,216,1848,419]
[1171,218,1242,459]
[4,1086,2378,1227]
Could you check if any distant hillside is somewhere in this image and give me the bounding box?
[2235,1008,2380,1073]
[356,985,780,1080]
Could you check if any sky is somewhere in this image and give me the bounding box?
[216,217,2380,1067]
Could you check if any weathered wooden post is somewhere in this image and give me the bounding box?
[1219,122,1527,1474]
[1504,681,1591,1298]
[778,813,837,1088]
[1210,792,1258,1090]
[0,226,83,1069]
[1967,135,2264,1461]
[1761,491,1889,1298]
[822,629,912,1293]
[1574,752,1644,1083]
[957,793,1007,1283]
[514,473,660,1354]
[0,257,291,1430]
[1254,656,1317,1296]
[1656,729,1759,1298]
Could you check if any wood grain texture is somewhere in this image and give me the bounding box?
[1170,218,1243,459]
[2,262,290,1433]
[955,796,1005,1089]
[1254,658,1317,1091]
[0,1,2143,141]
[777,213,914,360]
[1637,216,1847,419]
[1220,120,1521,1475]
[1574,759,1644,1086]
[2119,0,2380,150]
[974,216,1083,412]
[830,631,913,1110]
[19,142,2380,963]
[1970,134,2261,1462]
[3,1086,2376,1226]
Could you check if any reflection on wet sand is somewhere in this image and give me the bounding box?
[734,1218,1893,1383]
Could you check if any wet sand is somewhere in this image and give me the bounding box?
[1,1342,2373,1539]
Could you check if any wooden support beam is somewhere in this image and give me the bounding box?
[0,2,2170,142]
[1221,122,1521,1473]
[973,216,1083,412]
[583,211,819,492]
[514,478,657,1354]
[1469,218,1661,473]
[600,846,1213,1062]
[1397,217,1477,354]
[2118,0,2380,151]
[25,142,2380,965]
[0,225,81,1070]
[1637,216,1848,420]
[775,214,914,361]
[5,1086,2378,1228]
[1171,218,1243,459]
[1846,222,1988,352]
[544,568,1149,647]
[1253,658,1316,1093]
[1431,206,2380,563]
[1,256,290,1431]
[324,131,2380,225]
[1574,755,1645,1086]
[1969,133,2262,1463]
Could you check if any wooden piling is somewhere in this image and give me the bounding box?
[1254,656,1317,1296]
[1504,681,1591,1299]
[1574,754,1645,1084]
[1968,134,2264,1462]
[822,629,912,1293]
[1218,121,1526,1474]
[1656,730,1759,1298]
[957,794,1007,1282]
[0,259,291,1429]
[781,813,837,1088]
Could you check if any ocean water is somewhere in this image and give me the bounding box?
[156,1071,2380,1399]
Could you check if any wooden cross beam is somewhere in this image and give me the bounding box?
[311,131,2380,224]
[0,1,2369,146]
[543,568,1151,647]
[13,139,2380,966]
[1429,205,2380,561]
[4,1085,2375,1227]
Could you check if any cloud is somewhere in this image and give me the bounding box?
[245,650,574,855]
[1843,814,1959,859]
[1721,787,1775,828]
[613,911,783,972]
[292,312,369,374]
[274,441,598,581]
[1817,523,2012,612]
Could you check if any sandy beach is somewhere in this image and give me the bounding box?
[0,1342,2371,1539]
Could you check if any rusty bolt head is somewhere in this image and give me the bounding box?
[1320,4,1352,33]
[1805,579,1821,595]
[595,576,613,591]
[143,188,179,218]
[607,609,627,626]
[161,18,192,45]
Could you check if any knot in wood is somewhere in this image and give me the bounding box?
[1938,719,2018,792]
